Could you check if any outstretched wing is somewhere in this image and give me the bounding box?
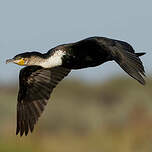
[16,66,71,136]
[72,37,146,84]
[102,39,146,85]
[110,47,146,85]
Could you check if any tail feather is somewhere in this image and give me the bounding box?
[114,51,146,85]
[136,52,146,57]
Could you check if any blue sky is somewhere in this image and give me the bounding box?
[0,0,151,84]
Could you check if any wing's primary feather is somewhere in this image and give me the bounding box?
[88,37,146,85]
[16,66,71,136]
[106,44,146,85]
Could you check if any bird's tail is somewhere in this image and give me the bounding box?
[114,51,146,85]
[135,52,146,57]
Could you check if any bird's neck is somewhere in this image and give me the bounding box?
[38,50,66,68]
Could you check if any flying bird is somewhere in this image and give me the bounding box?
[6,36,146,136]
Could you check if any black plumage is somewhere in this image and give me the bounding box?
[17,66,70,136]
[61,37,145,84]
[6,36,146,136]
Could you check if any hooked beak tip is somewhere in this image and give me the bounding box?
[6,59,14,64]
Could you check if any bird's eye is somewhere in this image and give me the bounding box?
[24,58,28,64]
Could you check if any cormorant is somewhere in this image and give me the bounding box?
[6,36,146,136]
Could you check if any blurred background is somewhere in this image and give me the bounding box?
[0,0,152,152]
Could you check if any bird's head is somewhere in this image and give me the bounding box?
[6,52,43,66]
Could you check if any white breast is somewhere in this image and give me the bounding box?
[39,50,66,68]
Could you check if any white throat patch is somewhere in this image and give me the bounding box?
[39,50,65,68]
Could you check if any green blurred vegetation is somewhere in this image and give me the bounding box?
[0,77,152,152]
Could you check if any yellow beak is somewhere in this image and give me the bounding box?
[16,58,25,66]
[6,58,25,66]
